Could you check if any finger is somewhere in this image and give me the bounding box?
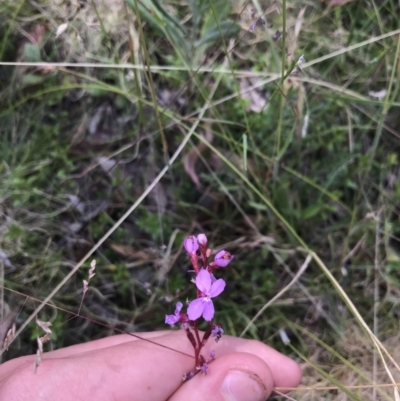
[0,331,173,372]
[1,331,301,401]
[188,334,301,391]
[169,352,273,401]
[208,336,302,390]
[1,331,195,401]
[50,331,301,390]
[43,330,172,358]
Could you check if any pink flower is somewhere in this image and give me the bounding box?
[187,269,225,321]
[184,236,199,254]
[214,250,234,267]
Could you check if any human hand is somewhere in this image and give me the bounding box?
[0,330,301,401]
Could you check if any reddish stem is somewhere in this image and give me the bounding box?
[191,253,200,274]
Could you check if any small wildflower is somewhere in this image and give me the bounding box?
[214,250,234,267]
[165,302,183,326]
[211,325,224,342]
[182,371,195,381]
[210,350,216,359]
[187,269,225,321]
[197,233,207,246]
[198,362,209,375]
[184,236,199,254]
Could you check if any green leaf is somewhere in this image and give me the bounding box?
[125,0,188,56]
[23,43,41,62]
[248,201,268,211]
[197,21,239,47]
[21,74,45,87]
[302,202,324,220]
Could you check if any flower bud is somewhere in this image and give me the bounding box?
[184,236,199,254]
[197,233,208,246]
[214,250,234,267]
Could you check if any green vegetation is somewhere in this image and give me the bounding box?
[0,0,400,398]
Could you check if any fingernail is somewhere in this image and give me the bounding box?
[221,370,267,401]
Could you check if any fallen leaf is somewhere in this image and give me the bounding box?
[368,89,386,100]
[0,313,16,350]
[183,129,213,190]
[89,259,96,279]
[56,23,68,38]
[36,318,52,335]
[239,78,267,112]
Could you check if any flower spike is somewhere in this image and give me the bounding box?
[166,234,234,378]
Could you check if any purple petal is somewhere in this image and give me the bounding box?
[165,314,179,325]
[187,298,205,321]
[175,302,183,314]
[209,278,226,298]
[202,300,215,321]
[195,269,211,294]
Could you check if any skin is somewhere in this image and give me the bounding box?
[0,330,302,401]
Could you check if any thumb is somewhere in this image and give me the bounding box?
[169,352,273,401]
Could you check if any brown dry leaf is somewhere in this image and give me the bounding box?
[287,7,306,65]
[39,333,51,344]
[239,78,267,112]
[17,24,47,61]
[183,129,213,190]
[329,0,356,5]
[27,24,47,45]
[89,259,96,279]
[183,149,203,190]
[36,318,52,335]
[0,312,16,349]
[71,117,88,145]
[83,279,89,295]
[34,323,53,373]
[34,338,43,373]
[3,324,16,351]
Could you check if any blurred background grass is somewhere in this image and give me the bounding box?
[0,0,400,399]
